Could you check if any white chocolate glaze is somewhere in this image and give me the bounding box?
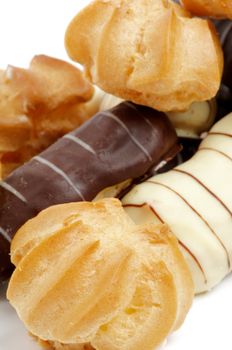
[123,113,232,293]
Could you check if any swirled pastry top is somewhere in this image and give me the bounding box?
[8,198,194,350]
[0,101,178,281]
[65,0,223,112]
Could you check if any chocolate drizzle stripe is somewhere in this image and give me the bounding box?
[123,202,207,284]
[124,101,162,136]
[0,181,27,203]
[172,169,232,216]
[0,227,11,243]
[220,22,232,46]
[143,116,160,133]
[147,180,231,269]
[178,240,207,284]
[198,148,232,161]
[208,132,232,138]
[101,111,152,161]
[63,134,96,155]
[154,160,168,172]
[123,202,165,223]
[123,101,138,112]
[34,156,86,201]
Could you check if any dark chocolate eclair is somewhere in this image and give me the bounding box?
[0,101,178,280]
[153,137,201,175]
[214,20,232,90]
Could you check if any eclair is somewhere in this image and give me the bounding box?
[123,113,232,293]
[0,101,178,280]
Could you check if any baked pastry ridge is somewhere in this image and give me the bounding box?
[65,0,223,112]
[7,198,194,350]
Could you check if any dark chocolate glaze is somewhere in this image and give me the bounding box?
[213,20,232,118]
[149,137,201,175]
[214,20,232,91]
[0,237,12,280]
[0,102,178,280]
[216,84,232,119]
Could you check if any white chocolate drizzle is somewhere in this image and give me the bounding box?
[199,148,232,161]
[124,101,160,135]
[64,134,96,155]
[154,160,167,172]
[0,181,27,203]
[101,111,152,161]
[173,168,232,216]
[0,227,11,242]
[147,180,231,268]
[34,156,86,200]
[208,132,232,138]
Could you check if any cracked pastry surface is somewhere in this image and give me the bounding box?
[65,0,223,112]
[7,198,193,350]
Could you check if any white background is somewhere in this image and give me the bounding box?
[0,1,231,350]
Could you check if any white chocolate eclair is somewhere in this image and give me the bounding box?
[122,113,232,294]
[7,199,193,350]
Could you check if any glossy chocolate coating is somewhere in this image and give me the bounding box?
[216,84,232,119]
[150,137,201,175]
[214,20,232,90]
[0,101,178,280]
